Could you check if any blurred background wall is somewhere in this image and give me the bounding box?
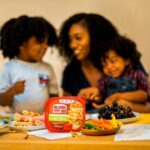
[0,0,150,94]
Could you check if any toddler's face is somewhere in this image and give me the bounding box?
[68,23,90,61]
[101,50,130,78]
[18,37,48,62]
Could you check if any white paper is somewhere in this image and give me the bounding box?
[27,129,72,140]
[115,124,150,141]
[86,113,99,120]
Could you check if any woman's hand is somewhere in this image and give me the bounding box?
[92,103,106,108]
[78,87,100,103]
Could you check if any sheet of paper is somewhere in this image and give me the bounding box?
[27,129,72,140]
[115,124,150,141]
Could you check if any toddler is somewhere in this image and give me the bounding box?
[0,15,58,113]
[80,36,150,112]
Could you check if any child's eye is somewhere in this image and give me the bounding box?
[75,36,82,41]
[102,63,107,67]
[111,59,117,64]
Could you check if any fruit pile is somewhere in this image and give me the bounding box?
[97,101,135,119]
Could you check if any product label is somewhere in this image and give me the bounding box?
[53,104,67,113]
[45,96,85,132]
[49,114,69,122]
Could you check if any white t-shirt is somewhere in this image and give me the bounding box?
[0,59,58,113]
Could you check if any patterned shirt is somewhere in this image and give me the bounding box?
[98,66,148,101]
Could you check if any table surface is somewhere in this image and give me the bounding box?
[0,113,150,150]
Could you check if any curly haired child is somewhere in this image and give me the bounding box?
[80,35,150,113]
[0,15,58,113]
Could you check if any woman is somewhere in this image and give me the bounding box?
[58,13,147,113]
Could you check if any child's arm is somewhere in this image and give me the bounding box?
[119,90,147,102]
[105,70,148,105]
[48,65,59,97]
[117,99,150,113]
[105,90,147,105]
[0,81,25,106]
[92,93,150,112]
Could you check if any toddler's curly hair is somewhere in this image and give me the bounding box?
[0,15,58,59]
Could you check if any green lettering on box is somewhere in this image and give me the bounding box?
[49,115,69,122]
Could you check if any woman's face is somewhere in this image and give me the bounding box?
[69,23,90,61]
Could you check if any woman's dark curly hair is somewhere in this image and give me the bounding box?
[58,13,119,62]
[0,15,58,59]
[94,35,141,71]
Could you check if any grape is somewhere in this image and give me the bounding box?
[97,101,135,119]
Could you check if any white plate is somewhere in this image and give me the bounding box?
[86,113,99,120]
[0,113,14,118]
[86,112,140,123]
[8,121,45,131]
[118,112,140,123]
[0,124,7,129]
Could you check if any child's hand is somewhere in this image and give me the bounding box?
[105,93,121,105]
[78,87,100,102]
[9,80,26,95]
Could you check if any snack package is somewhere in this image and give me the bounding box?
[45,96,85,132]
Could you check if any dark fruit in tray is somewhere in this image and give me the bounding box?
[97,101,135,119]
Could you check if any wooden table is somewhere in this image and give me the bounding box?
[0,114,150,150]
